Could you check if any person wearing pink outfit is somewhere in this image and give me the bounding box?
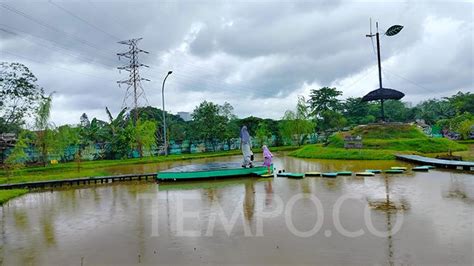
[262,145,273,174]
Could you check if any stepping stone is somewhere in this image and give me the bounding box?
[337,171,352,176]
[305,172,321,177]
[412,166,430,171]
[419,165,435,169]
[322,172,338,178]
[276,172,304,179]
[391,166,407,171]
[355,172,375,176]
[384,169,404,173]
[365,169,382,174]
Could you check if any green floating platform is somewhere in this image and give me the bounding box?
[157,162,270,181]
[384,169,404,174]
[260,173,274,177]
[355,172,375,176]
[391,166,407,171]
[337,171,352,176]
[276,172,304,179]
[305,172,321,177]
[412,166,430,171]
[365,169,382,174]
[420,165,435,169]
[322,172,338,178]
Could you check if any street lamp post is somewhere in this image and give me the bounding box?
[162,71,172,156]
[364,22,404,121]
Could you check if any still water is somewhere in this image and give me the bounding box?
[1,154,473,265]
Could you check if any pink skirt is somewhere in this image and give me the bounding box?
[263,157,272,167]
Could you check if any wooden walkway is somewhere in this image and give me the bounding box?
[0,173,157,190]
[395,154,474,171]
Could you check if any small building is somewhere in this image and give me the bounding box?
[177,112,191,121]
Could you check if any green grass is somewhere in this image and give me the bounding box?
[327,124,467,154]
[0,146,298,185]
[293,124,469,160]
[289,145,409,160]
[351,124,426,139]
[0,189,28,205]
[362,138,467,153]
[457,140,474,144]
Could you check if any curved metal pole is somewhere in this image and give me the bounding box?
[162,71,172,156]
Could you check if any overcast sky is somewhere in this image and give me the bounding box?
[1,0,472,126]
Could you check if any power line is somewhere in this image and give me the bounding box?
[86,0,129,35]
[3,50,117,82]
[0,27,115,69]
[48,0,121,41]
[383,69,439,94]
[0,3,116,59]
[0,23,117,65]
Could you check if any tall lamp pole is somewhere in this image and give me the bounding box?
[162,71,172,156]
[365,22,403,121]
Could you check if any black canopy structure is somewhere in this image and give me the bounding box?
[361,88,405,102]
[362,23,404,121]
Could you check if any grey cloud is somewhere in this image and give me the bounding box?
[1,0,472,125]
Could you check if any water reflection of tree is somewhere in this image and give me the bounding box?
[444,174,473,203]
[367,175,408,266]
[321,179,341,191]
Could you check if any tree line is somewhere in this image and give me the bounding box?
[1,62,473,167]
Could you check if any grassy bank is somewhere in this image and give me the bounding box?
[0,145,297,204]
[0,145,298,185]
[362,138,466,153]
[290,145,408,160]
[292,124,468,160]
[0,189,28,205]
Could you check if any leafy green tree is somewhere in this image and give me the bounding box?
[383,100,414,122]
[52,125,80,162]
[343,97,375,125]
[437,112,474,140]
[457,119,474,140]
[191,101,228,150]
[0,62,45,133]
[255,122,272,146]
[239,116,264,136]
[4,130,28,178]
[131,120,157,156]
[445,91,474,115]
[279,110,296,145]
[307,87,342,118]
[414,99,454,124]
[35,93,53,166]
[320,110,347,131]
[279,96,315,145]
[104,107,130,159]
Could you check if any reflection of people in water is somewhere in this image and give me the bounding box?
[243,182,255,222]
[240,126,253,168]
[264,181,273,207]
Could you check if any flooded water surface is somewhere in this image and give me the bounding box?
[1,154,473,265]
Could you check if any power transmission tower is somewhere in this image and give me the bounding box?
[117,38,150,124]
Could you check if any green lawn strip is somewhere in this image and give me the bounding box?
[0,169,112,185]
[0,189,28,205]
[457,140,474,144]
[351,124,427,139]
[0,146,298,184]
[362,138,467,153]
[289,145,416,160]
